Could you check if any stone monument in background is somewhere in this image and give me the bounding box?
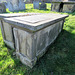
[33,0,39,9]
[40,0,46,9]
[6,0,25,11]
[0,3,6,13]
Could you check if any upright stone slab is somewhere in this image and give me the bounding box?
[19,0,25,10]
[3,13,68,68]
[33,0,39,9]
[40,0,46,10]
[7,0,25,11]
[0,3,6,13]
[63,2,75,13]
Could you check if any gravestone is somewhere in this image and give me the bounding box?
[0,3,6,13]
[40,0,46,9]
[6,0,25,11]
[33,0,39,9]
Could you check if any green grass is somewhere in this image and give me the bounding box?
[0,3,75,75]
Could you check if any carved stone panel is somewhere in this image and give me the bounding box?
[2,21,13,42]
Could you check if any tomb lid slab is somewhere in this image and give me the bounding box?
[4,13,68,32]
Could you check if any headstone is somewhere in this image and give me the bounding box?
[0,3,6,13]
[6,0,25,11]
[33,0,39,9]
[40,0,46,9]
[19,0,25,10]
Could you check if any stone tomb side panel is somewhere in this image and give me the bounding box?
[34,20,64,57]
[13,28,36,60]
[2,21,13,42]
[63,4,75,12]
[51,3,60,11]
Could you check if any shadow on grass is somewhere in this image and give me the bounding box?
[1,30,74,75]
[39,9,50,11]
[67,11,75,16]
[27,30,75,75]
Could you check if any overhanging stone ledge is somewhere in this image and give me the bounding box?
[3,14,68,32]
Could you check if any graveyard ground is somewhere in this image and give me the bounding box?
[0,3,75,75]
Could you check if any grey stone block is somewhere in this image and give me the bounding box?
[51,3,60,12]
[3,13,68,68]
[6,0,25,11]
[40,2,46,10]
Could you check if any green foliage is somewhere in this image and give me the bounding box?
[0,3,75,75]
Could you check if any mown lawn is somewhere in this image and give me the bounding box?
[0,3,75,75]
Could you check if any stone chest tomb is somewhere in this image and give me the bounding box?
[0,13,68,68]
[51,0,75,12]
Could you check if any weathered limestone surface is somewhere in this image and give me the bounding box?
[6,0,25,11]
[3,13,68,68]
[63,4,75,12]
[0,20,1,26]
[51,0,75,12]
[51,3,60,12]
[0,13,40,49]
[19,0,25,10]
[33,0,39,9]
[13,20,63,67]
[0,3,6,13]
